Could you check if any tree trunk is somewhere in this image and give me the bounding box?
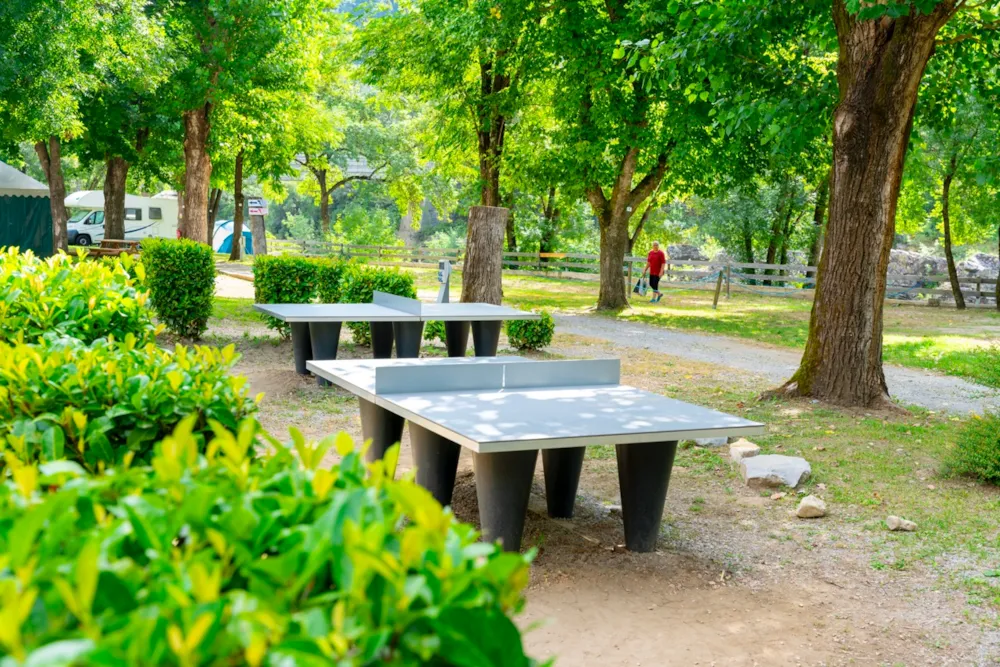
[539,187,559,257]
[35,137,68,253]
[504,194,517,252]
[773,3,953,408]
[941,154,965,309]
[207,187,222,246]
[461,205,508,305]
[229,150,245,261]
[764,185,792,285]
[317,169,330,236]
[176,186,186,238]
[250,214,267,256]
[627,192,659,255]
[806,169,831,278]
[597,213,630,309]
[742,221,756,283]
[102,156,130,241]
[182,103,212,244]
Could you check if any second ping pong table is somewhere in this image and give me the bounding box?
[308,356,764,553]
[255,291,539,376]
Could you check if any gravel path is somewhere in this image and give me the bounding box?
[557,314,1000,415]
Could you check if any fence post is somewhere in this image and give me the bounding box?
[712,270,725,309]
[726,263,731,298]
[626,260,634,301]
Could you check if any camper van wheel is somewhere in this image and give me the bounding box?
[76,235,92,247]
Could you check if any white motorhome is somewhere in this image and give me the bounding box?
[65,190,178,246]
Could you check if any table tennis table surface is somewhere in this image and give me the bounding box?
[308,357,764,454]
[255,291,539,323]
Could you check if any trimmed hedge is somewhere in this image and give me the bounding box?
[315,257,349,304]
[0,334,258,469]
[142,239,216,339]
[505,311,555,350]
[0,247,154,345]
[0,427,538,666]
[340,265,417,345]
[253,255,318,337]
[950,412,1000,483]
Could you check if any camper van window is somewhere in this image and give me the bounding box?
[149,207,162,220]
[125,208,142,221]
[68,210,89,224]
[87,212,104,226]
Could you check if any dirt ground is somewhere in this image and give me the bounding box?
[206,305,1000,667]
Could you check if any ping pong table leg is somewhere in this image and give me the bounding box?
[471,320,502,357]
[369,322,394,359]
[290,322,313,375]
[444,321,470,357]
[308,322,342,386]
[474,449,538,552]
[359,398,405,464]
[409,423,462,506]
[393,321,424,358]
[542,447,586,519]
[615,441,678,552]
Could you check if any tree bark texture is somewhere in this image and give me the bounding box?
[941,154,965,309]
[35,137,68,253]
[461,205,508,305]
[504,197,517,252]
[102,156,130,241]
[476,59,509,207]
[587,147,670,310]
[182,104,212,244]
[207,187,222,246]
[316,169,330,236]
[539,187,560,257]
[229,150,245,261]
[250,214,267,256]
[806,169,831,278]
[776,2,954,408]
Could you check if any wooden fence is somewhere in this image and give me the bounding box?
[265,239,998,304]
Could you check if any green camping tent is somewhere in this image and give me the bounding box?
[0,160,52,256]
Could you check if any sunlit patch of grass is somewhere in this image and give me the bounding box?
[212,296,259,324]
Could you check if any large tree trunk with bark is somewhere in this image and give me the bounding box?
[807,169,831,279]
[941,154,965,309]
[539,187,560,257]
[316,169,330,237]
[771,3,953,408]
[207,188,222,246]
[182,104,212,244]
[102,156,130,241]
[588,148,670,310]
[504,193,517,252]
[35,137,68,253]
[461,205,508,305]
[229,150,245,261]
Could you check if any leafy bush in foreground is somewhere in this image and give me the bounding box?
[339,265,417,345]
[0,425,538,666]
[505,311,555,351]
[950,412,1000,483]
[253,255,318,337]
[424,320,446,343]
[0,247,154,345]
[0,335,258,469]
[141,239,216,339]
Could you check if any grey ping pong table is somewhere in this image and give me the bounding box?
[308,357,764,553]
[255,291,539,378]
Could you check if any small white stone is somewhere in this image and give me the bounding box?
[796,495,827,519]
[741,455,811,489]
[886,515,917,531]
[729,439,760,465]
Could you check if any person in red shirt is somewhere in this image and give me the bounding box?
[644,241,667,303]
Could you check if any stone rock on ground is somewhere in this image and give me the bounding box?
[741,455,811,489]
[886,515,917,532]
[729,439,760,465]
[796,495,827,518]
[666,244,708,262]
[693,437,728,448]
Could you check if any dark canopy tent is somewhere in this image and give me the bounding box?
[0,160,52,256]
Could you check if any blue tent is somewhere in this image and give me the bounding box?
[212,220,253,255]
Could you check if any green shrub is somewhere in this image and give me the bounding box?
[253,255,318,337]
[0,335,258,470]
[0,426,538,666]
[0,247,154,345]
[505,311,555,350]
[315,257,349,304]
[339,265,417,345]
[949,412,1000,483]
[142,239,216,339]
[424,320,446,343]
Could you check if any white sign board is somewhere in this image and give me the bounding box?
[247,197,268,216]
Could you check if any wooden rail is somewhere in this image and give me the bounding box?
[261,240,997,304]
